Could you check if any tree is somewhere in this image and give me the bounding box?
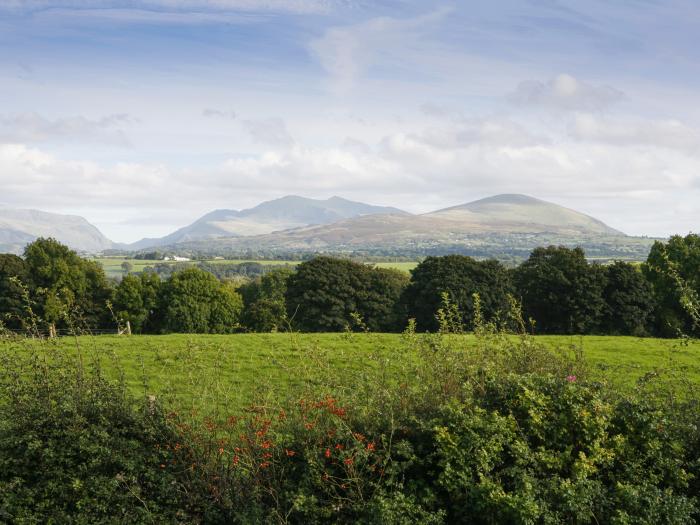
[121,261,134,275]
[112,271,161,333]
[155,268,242,334]
[360,268,410,332]
[23,238,112,329]
[513,246,606,334]
[285,257,370,332]
[600,262,655,336]
[402,255,513,332]
[0,254,30,329]
[239,268,293,332]
[643,234,700,337]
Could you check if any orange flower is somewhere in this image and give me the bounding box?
[344,458,354,466]
[261,440,272,449]
[232,455,240,466]
[324,448,331,459]
[285,449,296,457]
[366,442,375,452]
[335,444,344,450]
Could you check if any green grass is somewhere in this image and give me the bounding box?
[2,333,698,416]
[93,257,417,278]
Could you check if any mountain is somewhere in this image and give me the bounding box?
[0,209,115,254]
[129,195,406,250]
[153,194,652,261]
[424,194,623,236]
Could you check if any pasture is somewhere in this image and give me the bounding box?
[92,256,417,278]
[2,333,698,415]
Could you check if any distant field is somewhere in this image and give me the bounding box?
[2,333,697,414]
[92,256,417,278]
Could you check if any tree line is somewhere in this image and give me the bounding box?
[1,235,698,337]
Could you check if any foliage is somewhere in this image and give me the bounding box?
[155,267,243,334]
[0,352,192,524]
[0,254,30,329]
[23,238,112,329]
[112,272,161,333]
[285,257,408,332]
[514,246,607,334]
[644,234,700,337]
[402,255,513,331]
[600,261,655,335]
[238,267,294,332]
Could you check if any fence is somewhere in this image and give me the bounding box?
[1,321,131,339]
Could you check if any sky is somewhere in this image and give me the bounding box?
[0,0,698,242]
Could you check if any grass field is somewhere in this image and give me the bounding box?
[93,256,418,278]
[2,333,698,415]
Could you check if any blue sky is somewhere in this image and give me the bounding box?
[0,0,698,241]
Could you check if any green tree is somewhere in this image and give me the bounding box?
[0,254,30,329]
[112,271,161,333]
[239,267,293,332]
[513,246,606,334]
[23,238,112,329]
[361,267,410,332]
[402,255,513,332]
[285,257,370,332]
[120,260,134,275]
[155,268,242,333]
[600,262,655,336]
[643,233,700,337]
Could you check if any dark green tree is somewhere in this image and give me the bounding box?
[23,238,112,329]
[0,254,30,329]
[360,267,410,332]
[402,255,513,332]
[155,268,242,334]
[600,262,655,336]
[285,257,370,332]
[239,267,293,332]
[112,271,161,333]
[513,246,606,334]
[643,234,700,337]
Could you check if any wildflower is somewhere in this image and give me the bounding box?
[353,433,365,442]
[366,442,375,452]
[232,455,240,466]
[160,464,166,469]
[285,449,296,457]
[335,443,344,450]
[344,458,354,466]
[218,447,224,455]
[325,448,331,459]
[261,440,272,449]
[262,452,273,459]
[304,422,315,430]
[566,375,577,383]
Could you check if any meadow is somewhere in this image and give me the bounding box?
[92,256,417,278]
[3,332,698,415]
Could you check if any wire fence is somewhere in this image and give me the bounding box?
[1,322,131,339]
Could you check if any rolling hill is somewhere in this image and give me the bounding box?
[150,194,653,261]
[129,195,406,250]
[0,209,115,254]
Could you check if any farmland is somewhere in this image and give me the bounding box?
[91,256,418,279]
[3,333,698,414]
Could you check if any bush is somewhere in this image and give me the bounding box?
[0,352,192,524]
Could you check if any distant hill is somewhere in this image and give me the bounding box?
[150,194,653,261]
[424,194,623,236]
[129,195,406,250]
[0,209,114,254]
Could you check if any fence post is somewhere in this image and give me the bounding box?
[125,320,132,336]
[48,323,57,338]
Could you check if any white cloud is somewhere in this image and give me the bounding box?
[569,113,700,154]
[510,74,624,111]
[308,8,450,95]
[0,112,134,146]
[242,118,294,147]
[203,108,237,120]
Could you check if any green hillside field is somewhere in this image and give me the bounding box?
[2,333,697,416]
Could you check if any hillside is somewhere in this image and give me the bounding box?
[129,195,406,250]
[0,209,114,254]
[152,194,652,261]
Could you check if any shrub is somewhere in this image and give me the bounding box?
[0,351,192,524]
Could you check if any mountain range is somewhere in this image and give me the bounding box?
[0,194,655,261]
